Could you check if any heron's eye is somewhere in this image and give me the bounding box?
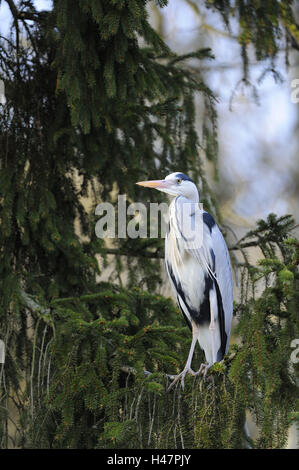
[176,178,182,185]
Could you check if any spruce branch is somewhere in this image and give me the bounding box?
[19,291,50,316]
[5,0,40,21]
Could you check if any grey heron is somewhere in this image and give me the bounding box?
[137,172,233,389]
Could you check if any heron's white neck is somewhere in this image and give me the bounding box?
[174,192,199,204]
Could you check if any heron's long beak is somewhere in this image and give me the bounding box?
[136,179,169,189]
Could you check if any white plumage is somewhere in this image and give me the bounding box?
[137,172,233,388]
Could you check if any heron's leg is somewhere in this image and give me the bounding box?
[183,323,199,371]
[167,322,199,391]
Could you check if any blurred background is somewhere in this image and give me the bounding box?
[148,1,299,230]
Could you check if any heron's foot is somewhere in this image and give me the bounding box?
[166,367,196,391]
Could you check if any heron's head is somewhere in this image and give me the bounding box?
[136,172,199,201]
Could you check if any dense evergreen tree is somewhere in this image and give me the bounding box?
[0,0,298,448]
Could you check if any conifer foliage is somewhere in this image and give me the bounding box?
[0,0,298,448]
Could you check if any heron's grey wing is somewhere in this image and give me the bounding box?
[180,209,233,353]
[208,218,233,352]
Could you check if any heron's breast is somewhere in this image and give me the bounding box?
[178,254,206,308]
[166,230,206,309]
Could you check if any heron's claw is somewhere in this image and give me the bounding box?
[166,363,214,391]
[166,367,196,391]
[196,363,212,378]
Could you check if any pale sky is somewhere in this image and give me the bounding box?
[156,0,299,223]
[0,0,52,35]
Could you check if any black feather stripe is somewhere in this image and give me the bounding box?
[175,172,193,182]
[167,260,211,327]
[203,212,216,233]
[177,297,192,331]
[214,279,227,359]
[166,261,192,329]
